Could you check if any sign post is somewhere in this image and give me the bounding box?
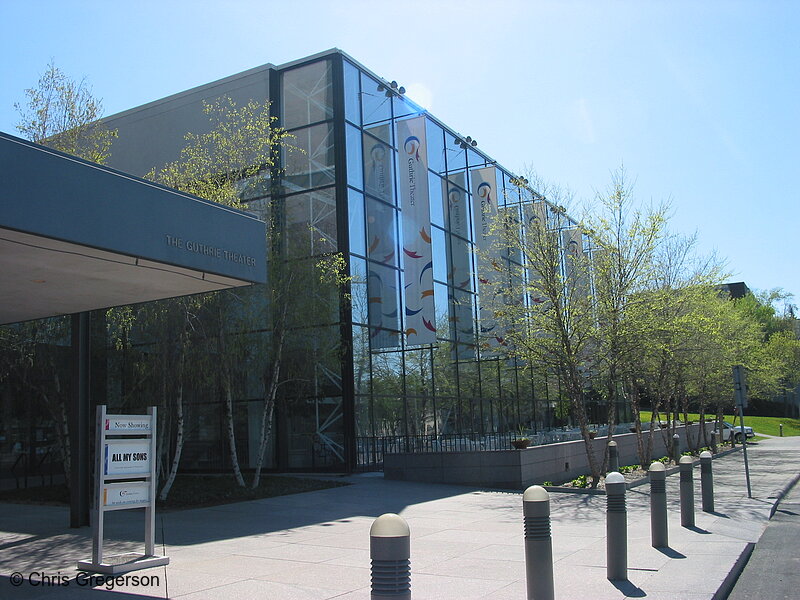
[732,365,752,498]
[78,405,169,574]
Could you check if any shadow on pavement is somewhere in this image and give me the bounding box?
[611,579,646,597]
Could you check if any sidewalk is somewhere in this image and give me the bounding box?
[1,436,798,599]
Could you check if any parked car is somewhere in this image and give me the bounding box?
[720,421,755,442]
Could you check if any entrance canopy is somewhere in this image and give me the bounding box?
[0,132,267,324]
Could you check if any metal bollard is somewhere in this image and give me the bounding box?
[672,433,681,463]
[608,440,619,474]
[606,472,627,581]
[710,430,718,454]
[523,485,555,600]
[649,462,668,548]
[780,423,783,437]
[700,451,714,513]
[370,513,411,599]
[679,456,695,528]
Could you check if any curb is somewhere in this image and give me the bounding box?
[768,470,800,518]
[712,542,755,600]
[711,456,799,599]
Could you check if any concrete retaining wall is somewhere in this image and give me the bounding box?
[384,423,713,489]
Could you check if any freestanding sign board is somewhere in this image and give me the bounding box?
[78,405,169,574]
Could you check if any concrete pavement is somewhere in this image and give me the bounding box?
[1,436,798,599]
[726,467,800,600]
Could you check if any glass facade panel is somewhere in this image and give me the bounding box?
[348,188,366,257]
[282,60,334,129]
[353,325,372,396]
[392,94,417,119]
[361,73,392,125]
[284,188,337,257]
[426,119,446,175]
[431,227,447,284]
[283,123,335,193]
[363,129,394,203]
[365,198,398,267]
[343,60,361,126]
[346,124,364,191]
[428,171,444,228]
[350,256,369,325]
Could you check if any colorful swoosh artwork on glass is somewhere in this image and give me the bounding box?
[397,116,436,345]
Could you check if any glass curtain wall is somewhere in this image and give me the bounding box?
[342,58,558,469]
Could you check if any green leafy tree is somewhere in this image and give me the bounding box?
[15,60,117,163]
[493,177,604,485]
[2,63,117,488]
[587,167,667,456]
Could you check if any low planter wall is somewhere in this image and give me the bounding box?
[384,423,713,490]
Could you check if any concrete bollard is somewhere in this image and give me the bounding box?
[672,433,681,463]
[780,423,783,437]
[649,462,668,548]
[370,513,411,599]
[606,472,627,581]
[523,485,555,600]
[700,450,714,513]
[679,456,695,528]
[710,430,718,454]
[608,440,619,474]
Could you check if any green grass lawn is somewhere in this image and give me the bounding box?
[637,411,800,437]
[0,474,348,509]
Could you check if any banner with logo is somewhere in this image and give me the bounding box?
[471,166,509,354]
[561,227,590,300]
[363,125,393,203]
[523,201,549,307]
[442,176,475,357]
[366,199,400,349]
[397,116,436,345]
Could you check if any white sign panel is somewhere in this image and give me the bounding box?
[104,415,152,434]
[104,440,151,477]
[103,481,150,508]
[397,116,436,345]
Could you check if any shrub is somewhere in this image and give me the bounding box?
[570,474,589,488]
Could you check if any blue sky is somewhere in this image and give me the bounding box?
[1,0,797,306]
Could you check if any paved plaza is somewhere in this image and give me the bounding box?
[1,436,798,599]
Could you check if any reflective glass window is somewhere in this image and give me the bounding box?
[371,352,405,416]
[353,325,372,395]
[428,172,444,228]
[451,286,475,346]
[365,198,398,267]
[236,170,270,202]
[348,188,366,257]
[350,256,369,325]
[343,60,361,126]
[445,137,466,173]
[362,130,395,204]
[361,73,392,125]
[426,120,446,175]
[433,282,449,339]
[282,123,335,193]
[346,124,364,191]
[282,60,333,129]
[467,147,485,168]
[284,187,337,257]
[431,226,447,284]
[392,94,417,119]
[366,262,401,349]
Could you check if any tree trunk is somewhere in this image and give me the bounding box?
[217,316,245,487]
[159,339,186,501]
[251,301,289,489]
[566,370,600,487]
